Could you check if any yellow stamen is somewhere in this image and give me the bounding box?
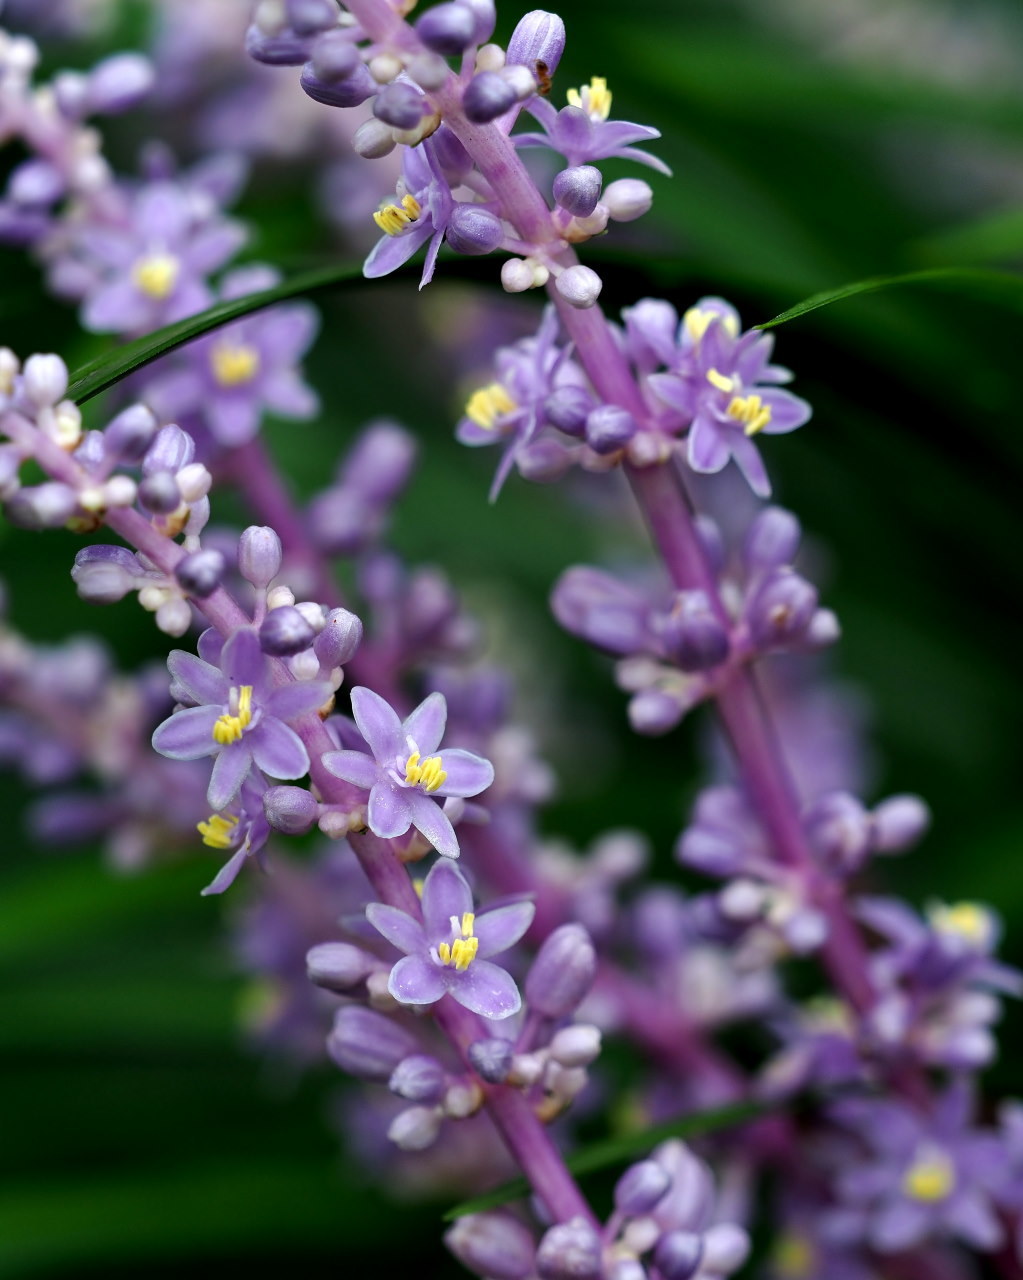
[727,392,772,436]
[373,193,422,236]
[212,685,254,746]
[211,342,260,388]
[929,901,993,948]
[706,367,736,393]
[902,1148,955,1203]
[197,812,239,849]
[566,75,612,121]
[131,252,180,299]
[437,911,479,970]
[412,877,425,899]
[465,382,517,430]
[684,306,739,344]
[404,749,447,793]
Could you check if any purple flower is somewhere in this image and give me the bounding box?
[363,136,455,289]
[514,77,670,174]
[322,687,494,858]
[152,628,331,811]
[365,859,534,1017]
[195,774,272,897]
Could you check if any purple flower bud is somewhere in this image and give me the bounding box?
[524,923,596,1017]
[468,1037,514,1083]
[516,437,575,484]
[389,1053,447,1103]
[22,354,68,406]
[86,53,154,113]
[310,30,361,81]
[446,203,504,256]
[585,404,635,454]
[415,2,478,55]
[551,567,651,655]
[701,1224,750,1273]
[9,160,64,207]
[342,420,418,501]
[137,471,182,515]
[628,689,685,736]
[536,1218,602,1280]
[308,610,360,672]
[742,506,801,571]
[238,525,283,588]
[456,0,497,43]
[264,785,320,836]
[506,10,566,77]
[553,166,602,217]
[373,82,427,130]
[71,544,137,603]
[603,177,653,222]
[143,424,194,476]
[615,1160,672,1215]
[430,126,474,184]
[746,568,818,650]
[872,794,930,852]
[300,60,376,108]
[463,71,518,123]
[259,605,316,655]
[175,548,226,598]
[653,1231,703,1280]
[544,386,592,436]
[803,791,871,872]
[408,50,450,90]
[105,404,158,461]
[445,1212,537,1280]
[556,264,603,309]
[352,118,396,159]
[245,22,313,66]
[287,0,339,36]
[327,1005,418,1081]
[657,591,730,671]
[5,482,78,530]
[306,940,376,990]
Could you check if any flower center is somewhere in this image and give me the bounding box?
[212,685,254,746]
[211,342,261,387]
[706,367,736,393]
[928,901,993,948]
[902,1146,955,1203]
[437,912,478,971]
[403,748,447,793]
[373,193,422,236]
[567,75,612,121]
[465,382,517,430]
[727,393,772,436]
[684,306,739,344]
[131,252,181,299]
[197,812,239,849]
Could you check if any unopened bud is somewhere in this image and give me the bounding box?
[174,548,225,597]
[524,923,596,1017]
[388,1105,442,1151]
[390,1053,447,1103]
[548,1024,601,1067]
[328,1005,417,1080]
[468,1037,514,1083]
[506,9,566,77]
[603,177,653,222]
[553,165,602,217]
[556,264,602,309]
[265,784,319,835]
[259,604,315,655]
[238,525,282,588]
[306,940,376,990]
[463,70,517,123]
[415,2,477,55]
[446,203,504,255]
[445,1212,537,1280]
[536,1217,601,1280]
[614,1160,671,1216]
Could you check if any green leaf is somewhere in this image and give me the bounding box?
[443,1098,768,1221]
[757,266,1023,329]
[66,261,365,405]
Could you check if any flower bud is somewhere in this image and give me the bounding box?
[463,70,517,122]
[548,1024,601,1067]
[628,688,686,736]
[468,1037,514,1083]
[5,482,78,530]
[506,10,566,77]
[265,785,319,835]
[430,126,474,184]
[0,444,22,499]
[701,1223,750,1273]
[306,940,376,990]
[287,0,338,36]
[245,21,312,66]
[313,607,363,668]
[615,1160,672,1215]
[137,471,182,515]
[602,177,654,221]
[544,386,592,436]
[86,53,154,114]
[516,437,575,484]
[327,1005,418,1080]
[9,159,64,206]
[175,548,226,598]
[553,166,602,217]
[745,567,817,650]
[456,0,496,43]
[742,505,801,572]
[803,791,871,872]
[445,1212,537,1280]
[657,591,729,671]
[259,604,316,655]
[389,1053,447,1103]
[310,30,360,81]
[525,923,596,1017]
[22,353,68,406]
[143,423,193,475]
[387,1105,442,1151]
[445,203,504,255]
[536,1217,602,1280]
[872,794,930,852]
[373,82,426,130]
[71,544,137,603]
[585,404,635,454]
[352,118,396,159]
[550,566,652,655]
[104,403,158,461]
[653,1230,703,1280]
[501,258,536,292]
[300,59,376,107]
[556,264,603,309]
[415,2,477,56]
[238,525,283,588]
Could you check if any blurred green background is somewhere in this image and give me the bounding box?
[3,0,1023,1274]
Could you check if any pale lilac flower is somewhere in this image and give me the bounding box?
[514,79,670,174]
[152,628,331,810]
[365,858,533,1017]
[363,137,455,289]
[322,687,494,858]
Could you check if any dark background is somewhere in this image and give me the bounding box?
[2,0,1023,1274]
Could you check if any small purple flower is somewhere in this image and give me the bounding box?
[195,774,272,897]
[322,686,494,858]
[365,859,534,1017]
[363,136,455,289]
[152,628,331,811]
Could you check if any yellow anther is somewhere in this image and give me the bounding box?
[373,193,422,236]
[197,812,239,849]
[727,392,772,436]
[131,252,181,299]
[567,76,612,121]
[684,306,739,344]
[465,382,517,430]
[929,901,993,948]
[438,912,480,970]
[706,367,736,393]
[404,749,446,793]
[772,1233,814,1278]
[460,911,475,937]
[902,1148,955,1203]
[211,342,261,387]
[212,685,254,746]
[412,877,425,899]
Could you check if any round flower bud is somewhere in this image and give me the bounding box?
[603,177,653,222]
[463,70,517,122]
[553,165,602,217]
[628,688,685,736]
[137,472,182,515]
[387,1105,442,1152]
[266,785,320,835]
[506,9,566,77]
[445,203,504,255]
[85,52,154,114]
[310,30,360,81]
[701,1223,750,1273]
[143,423,193,476]
[352,118,396,159]
[5,482,78,530]
[328,1006,417,1081]
[70,546,136,604]
[287,0,338,36]
[585,404,636,455]
[742,505,801,571]
[803,791,871,872]
[445,1211,537,1280]
[468,1037,514,1083]
[872,794,931,852]
[389,1054,447,1103]
[414,2,477,56]
[658,592,730,671]
[404,50,447,89]
[104,403,157,461]
[238,525,282,588]
[175,548,226,598]
[373,82,426,129]
[614,1160,672,1215]
[517,438,575,484]
[536,1218,602,1280]
[524,924,596,1017]
[653,1231,703,1280]
[501,258,535,293]
[246,21,313,66]
[314,607,363,667]
[10,160,64,207]
[746,568,818,650]
[22,353,68,407]
[300,60,376,108]
[306,940,377,991]
[259,604,316,655]
[549,1024,601,1067]
[556,264,603,309]
[456,0,497,44]
[543,386,591,436]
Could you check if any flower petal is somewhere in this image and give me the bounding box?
[265,680,332,722]
[200,847,250,897]
[687,414,730,474]
[402,691,447,757]
[421,859,474,942]
[451,959,521,1019]
[407,790,459,859]
[730,434,771,499]
[221,628,266,690]
[388,953,447,1006]
[322,749,381,790]
[350,686,404,764]
[167,649,227,706]
[249,720,309,780]
[366,902,427,956]
[152,705,221,760]
[475,901,536,958]
[208,741,253,810]
[367,781,413,840]
[435,748,494,799]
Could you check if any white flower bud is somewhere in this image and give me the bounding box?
[501,258,534,293]
[475,42,505,71]
[22,353,68,407]
[603,178,653,222]
[352,119,397,159]
[368,52,403,83]
[103,475,138,508]
[387,1105,443,1151]
[555,264,602,309]
[156,596,192,637]
[549,1024,602,1067]
[176,462,212,503]
[266,585,296,610]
